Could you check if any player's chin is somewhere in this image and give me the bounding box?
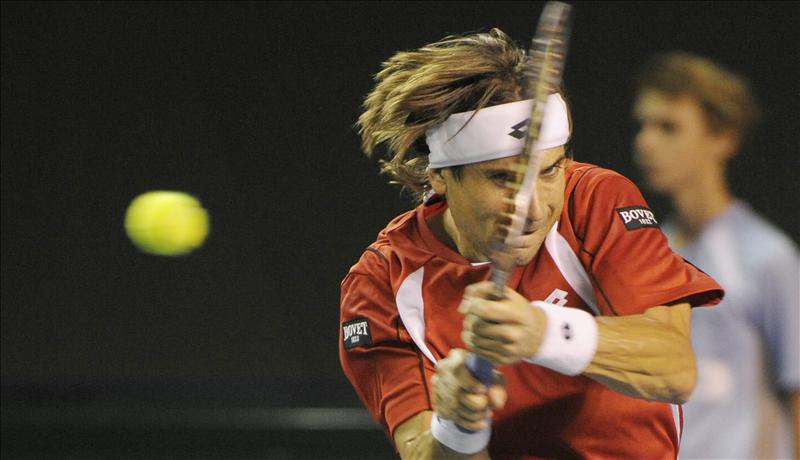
[510,245,539,266]
[644,175,674,193]
[508,235,546,265]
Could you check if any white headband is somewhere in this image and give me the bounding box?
[426,93,570,168]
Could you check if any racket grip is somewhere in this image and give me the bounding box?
[454,353,494,433]
[466,353,494,386]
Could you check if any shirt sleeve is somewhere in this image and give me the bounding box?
[569,168,723,316]
[753,243,800,392]
[339,249,434,442]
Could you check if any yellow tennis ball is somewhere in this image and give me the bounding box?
[124,191,210,256]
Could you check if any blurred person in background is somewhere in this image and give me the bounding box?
[632,51,800,459]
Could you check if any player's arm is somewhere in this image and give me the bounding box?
[393,349,505,460]
[461,281,696,403]
[582,302,695,403]
[394,412,489,460]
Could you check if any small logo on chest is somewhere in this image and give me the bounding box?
[543,288,569,306]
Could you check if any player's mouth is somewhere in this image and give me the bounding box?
[507,230,539,248]
[522,216,549,235]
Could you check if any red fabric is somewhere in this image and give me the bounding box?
[339,161,722,459]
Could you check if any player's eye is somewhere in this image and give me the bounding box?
[540,159,565,178]
[659,121,677,134]
[489,171,513,184]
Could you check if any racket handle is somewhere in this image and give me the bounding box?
[459,271,501,432]
[453,353,494,433]
[466,353,495,386]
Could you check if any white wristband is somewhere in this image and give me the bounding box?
[429,413,491,454]
[524,301,598,376]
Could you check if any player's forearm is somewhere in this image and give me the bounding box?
[583,303,696,404]
[394,412,491,460]
[460,284,697,403]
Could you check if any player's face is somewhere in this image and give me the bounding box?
[632,90,732,193]
[432,146,568,265]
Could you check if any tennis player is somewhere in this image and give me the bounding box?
[633,51,799,459]
[340,29,723,459]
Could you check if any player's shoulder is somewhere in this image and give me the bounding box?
[732,202,796,245]
[728,202,800,265]
[565,161,644,209]
[562,161,656,242]
[340,207,431,323]
[345,206,424,278]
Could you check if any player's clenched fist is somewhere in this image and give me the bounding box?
[459,281,548,365]
[431,348,507,432]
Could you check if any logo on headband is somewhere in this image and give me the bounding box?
[508,118,530,139]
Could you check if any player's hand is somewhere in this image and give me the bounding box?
[431,348,507,432]
[459,281,547,365]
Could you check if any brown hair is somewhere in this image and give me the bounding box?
[634,51,761,142]
[356,28,527,202]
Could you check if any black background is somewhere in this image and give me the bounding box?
[2,2,798,458]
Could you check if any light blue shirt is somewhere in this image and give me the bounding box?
[667,201,799,459]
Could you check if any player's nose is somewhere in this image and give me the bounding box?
[526,194,546,228]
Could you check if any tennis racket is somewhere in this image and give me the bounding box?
[464,0,574,401]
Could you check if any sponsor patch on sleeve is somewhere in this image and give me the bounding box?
[342,317,372,350]
[615,206,659,230]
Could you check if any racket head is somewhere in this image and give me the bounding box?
[488,2,573,294]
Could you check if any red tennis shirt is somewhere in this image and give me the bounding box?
[339,161,723,459]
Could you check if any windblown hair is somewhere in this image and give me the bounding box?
[634,51,761,142]
[356,28,527,202]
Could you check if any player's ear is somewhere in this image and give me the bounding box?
[428,168,447,195]
[711,128,740,160]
